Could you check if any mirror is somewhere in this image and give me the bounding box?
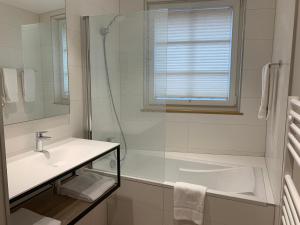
[0,0,69,125]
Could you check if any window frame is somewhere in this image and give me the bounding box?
[144,0,245,113]
[51,14,70,105]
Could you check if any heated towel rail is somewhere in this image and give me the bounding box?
[282,97,300,225]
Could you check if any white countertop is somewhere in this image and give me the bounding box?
[7,138,119,200]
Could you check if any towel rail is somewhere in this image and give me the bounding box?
[284,196,296,225]
[285,175,300,217]
[283,206,291,225]
[269,61,282,68]
[291,99,300,109]
[284,185,300,225]
[288,133,300,154]
[290,111,300,123]
[287,144,300,167]
[283,216,288,225]
[290,124,300,138]
[283,97,300,225]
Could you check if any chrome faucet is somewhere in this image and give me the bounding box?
[35,131,52,152]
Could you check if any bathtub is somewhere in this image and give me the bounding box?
[93,150,275,225]
[94,150,273,204]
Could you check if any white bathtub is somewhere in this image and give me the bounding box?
[94,150,274,204]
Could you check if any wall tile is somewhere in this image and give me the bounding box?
[67,29,82,68]
[246,0,275,10]
[166,122,188,152]
[188,123,266,156]
[245,9,275,40]
[241,70,262,98]
[69,65,84,101]
[243,39,273,70]
[115,179,164,209]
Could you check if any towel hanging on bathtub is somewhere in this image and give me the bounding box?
[174,182,207,225]
[258,63,272,120]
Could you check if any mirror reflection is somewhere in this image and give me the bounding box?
[0,0,69,125]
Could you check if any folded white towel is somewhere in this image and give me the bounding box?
[258,63,271,119]
[22,69,36,102]
[60,172,115,202]
[10,208,61,225]
[2,68,19,103]
[174,182,207,225]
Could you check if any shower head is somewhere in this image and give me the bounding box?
[100,15,121,36]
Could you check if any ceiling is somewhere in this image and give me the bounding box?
[0,0,65,14]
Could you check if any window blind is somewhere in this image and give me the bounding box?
[59,19,69,97]
[153,7,234,103]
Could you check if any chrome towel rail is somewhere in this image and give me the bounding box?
[269,60,282,68]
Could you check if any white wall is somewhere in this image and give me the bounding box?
[292,1,300,97]
[0,109,9,225]
[119,0,275,156]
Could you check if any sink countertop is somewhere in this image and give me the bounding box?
[7,138,119,200]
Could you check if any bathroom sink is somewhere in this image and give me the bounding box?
[7,138,119,201]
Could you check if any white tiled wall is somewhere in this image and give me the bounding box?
[291,0,300,212]
[120,0,275,156]
[292,2,300,98]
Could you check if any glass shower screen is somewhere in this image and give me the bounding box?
[84,10,168,183]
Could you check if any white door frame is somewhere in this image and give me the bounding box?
[0,80,10,224]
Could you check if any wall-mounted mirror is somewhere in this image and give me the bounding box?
[0,0,69,125]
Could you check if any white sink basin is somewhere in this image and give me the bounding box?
[7,138,119,200]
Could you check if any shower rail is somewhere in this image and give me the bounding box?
[282,97,300,225]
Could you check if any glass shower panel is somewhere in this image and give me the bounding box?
[88,10,168,183]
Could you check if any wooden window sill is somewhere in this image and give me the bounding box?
[141,107,243,115]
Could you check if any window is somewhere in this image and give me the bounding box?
[51,14,69,105]
[59,19,69,98]
[145,0,244,113]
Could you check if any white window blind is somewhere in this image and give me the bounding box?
[59,19,69,97]
[149,4,238,106]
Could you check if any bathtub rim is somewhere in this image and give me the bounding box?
[120,173,274,207]
[120,151,275,206]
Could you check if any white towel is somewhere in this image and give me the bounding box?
[22,69,36,102]
[2,68,19,103]
[258,63,271,119]
[60,172,115,202]
[174,182,207,225]
[10,208,61,225]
